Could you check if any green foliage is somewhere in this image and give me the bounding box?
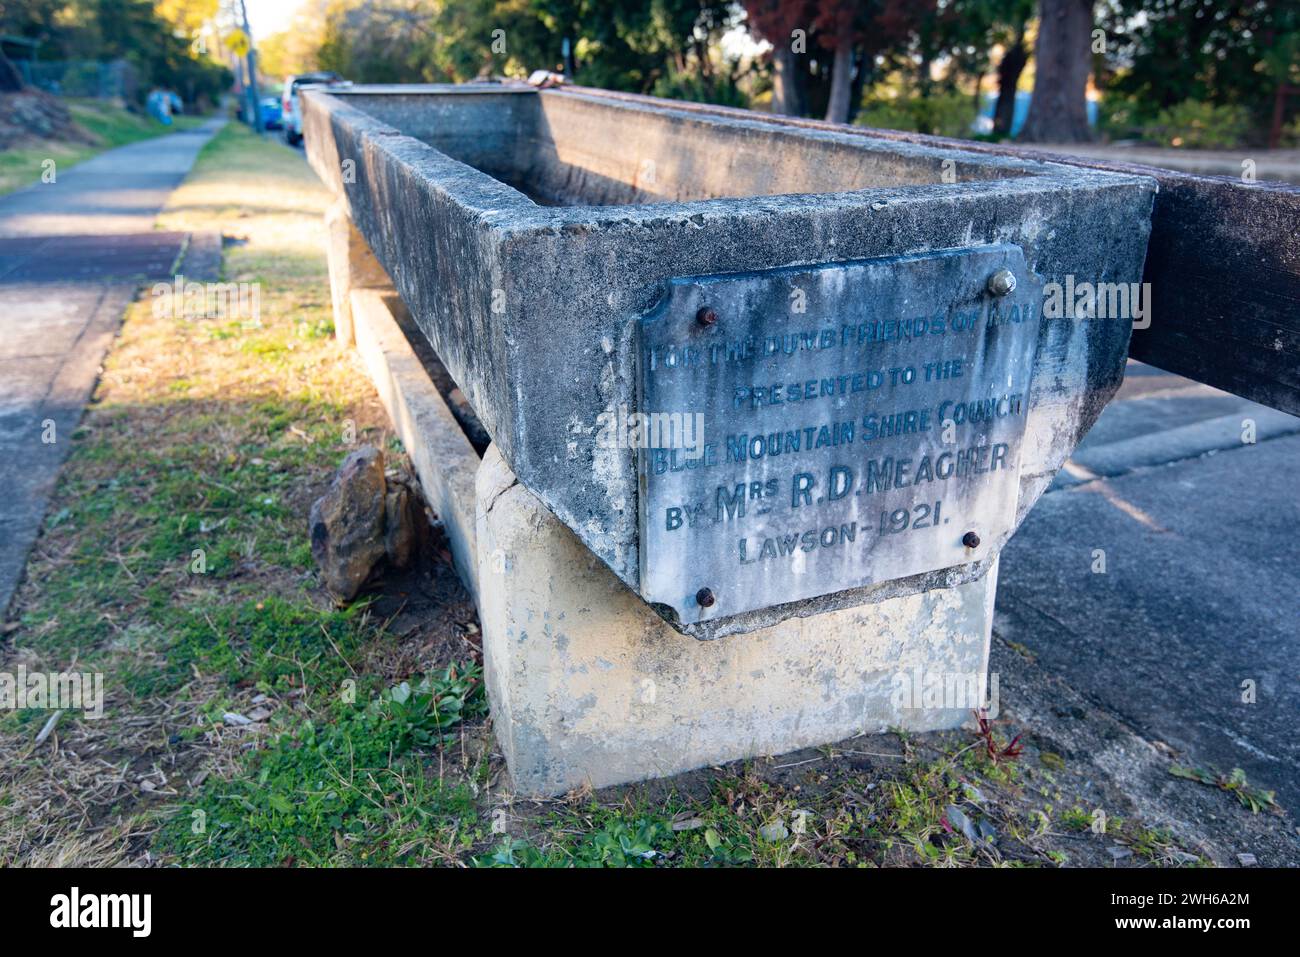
[573,819,670,866]
[2,0,230,108]
[1102,95,1255,149]
[1060,806,1094,832]
[474,837,550,867]
[316,0,746,105]
[700,825,754,865]
[153,596,366,695]
[651,68,749,109]
[1096,94,1151,141]
[383,665,490,750]
[471,786,765,868]
[1100,0,1299,142]
[1282,116,1300,149]
[160,663,487,866]
[857,91,977,138]
[1144,100,1252,150]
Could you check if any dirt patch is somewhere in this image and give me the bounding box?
[0,90,92,149]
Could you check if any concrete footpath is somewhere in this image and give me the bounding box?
[0,118,225,616]
[995,362,1300,830]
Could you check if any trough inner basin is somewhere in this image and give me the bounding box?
[335,87,1033,207]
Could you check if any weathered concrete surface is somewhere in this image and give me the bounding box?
[303,85,1155,637]
[572,90,1300,417]
[325,198,390,346]
[998,364,1300,813]
[0,119,224,617]
[1036,144,1300,184]
[350,287,481,597]
[477,443,997,797]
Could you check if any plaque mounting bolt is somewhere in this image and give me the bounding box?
[696,306,718,327]
[962,531,981,549]
[696,587,717,608]
[987,269,1017,297]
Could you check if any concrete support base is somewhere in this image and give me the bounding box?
[349,288,481,597]
[325,199,391,346]
[335,212,1000,799]
[476,443,997,796]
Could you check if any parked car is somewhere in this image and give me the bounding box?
[259,96,282,130]
[281,71,346,145]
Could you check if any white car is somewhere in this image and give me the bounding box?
[281,71,346,145]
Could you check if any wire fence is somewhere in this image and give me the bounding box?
[16,59,140,100]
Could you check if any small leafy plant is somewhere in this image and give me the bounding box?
[973,710,1023,763]
[1170,765,1281,814]
[382,663,487,750]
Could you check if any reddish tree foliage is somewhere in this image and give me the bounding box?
[744,0,934,122]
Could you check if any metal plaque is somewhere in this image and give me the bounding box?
[636,244,1042,625]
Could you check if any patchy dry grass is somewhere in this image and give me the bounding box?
[0,121,1238,869]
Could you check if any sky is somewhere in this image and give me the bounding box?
[241,0,767,56]
[245,0,302,39]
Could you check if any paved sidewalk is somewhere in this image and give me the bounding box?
[0,118,225,616]
[0,119,225,236]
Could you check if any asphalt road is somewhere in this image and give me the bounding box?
[996,362,1300,813]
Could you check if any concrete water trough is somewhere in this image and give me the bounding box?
[303,82,1160,793]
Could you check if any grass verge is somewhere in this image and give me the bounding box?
[0,121,489,866]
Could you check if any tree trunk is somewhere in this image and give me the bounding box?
[824,36,854,124]
[846,50,869,124]
[770,44,805,116]
[993,28,1029,136]
[1019,0,1094,142]
[0,51,25,93]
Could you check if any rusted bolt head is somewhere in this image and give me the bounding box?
[962,531,981,549]
[696,306,718,327]
[987,269,1017,297]
[696,587,716,608]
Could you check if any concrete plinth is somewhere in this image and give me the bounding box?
[476,443,997,796]
[349,288,481,597]
[325,199,391,346]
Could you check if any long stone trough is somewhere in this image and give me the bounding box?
[303,82,1160,794]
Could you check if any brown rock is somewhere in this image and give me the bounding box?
[383,476,417,569]
[309,446,388,601]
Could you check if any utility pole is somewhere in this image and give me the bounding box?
[237,0,262,132]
